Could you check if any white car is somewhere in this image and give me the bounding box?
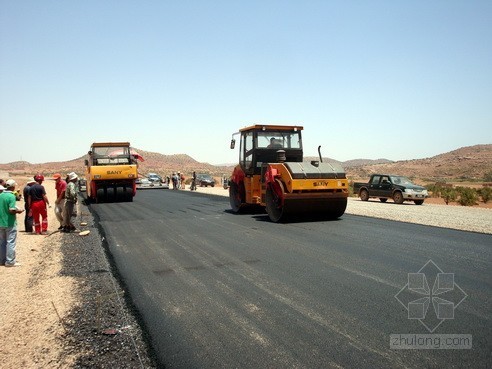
[137,178,154,188]
[147,173,163,183]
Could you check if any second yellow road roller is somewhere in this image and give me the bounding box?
[229,124,349,222]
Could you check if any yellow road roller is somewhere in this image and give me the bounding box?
[229,125,348,222]
[85,142,139,203]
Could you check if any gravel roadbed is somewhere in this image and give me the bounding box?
[58,208,157,368]
[345,198,492,234]
[193,187,492,234]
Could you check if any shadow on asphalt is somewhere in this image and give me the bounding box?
[251,214,345,224]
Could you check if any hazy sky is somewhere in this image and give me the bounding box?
[1,1,491,165]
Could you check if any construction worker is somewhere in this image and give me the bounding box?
[23,179,36,232]
[0,179,25,267]
[53,173,67,230]
[62,172,78,232]
[190,171,197,191]
[28,174,50,235]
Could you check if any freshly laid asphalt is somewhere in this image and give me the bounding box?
[90,189,491,369]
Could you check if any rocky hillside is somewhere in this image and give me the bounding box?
[304,157,393,168]
[1,144,490,182]
[346,144,492,181]
[133,150,232,177]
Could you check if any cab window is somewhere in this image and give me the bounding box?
[381,176,390,185]
[257,131,302,149]
[371,175,381,185]
[240,131,254,171]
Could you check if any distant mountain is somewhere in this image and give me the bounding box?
[133,150,232,177]
[1,144,490,182]
[346,144,492,181]
[0,148,233,180]
[304,157,393,168]
[342,158,393,168]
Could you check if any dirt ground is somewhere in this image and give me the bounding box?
[1,177,77,367]
[0,176,155,368]
[423,196,492,208]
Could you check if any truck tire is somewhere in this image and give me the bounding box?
[379,198,388,203]
[393,191,404,204]
[414,200,424,205]
[360,189,369,201]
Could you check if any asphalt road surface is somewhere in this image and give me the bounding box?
[90,189,491,369]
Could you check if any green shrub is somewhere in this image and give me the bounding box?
[457,187,479,206]
[479,187,492,203]
[441,188,457,205]
[426,184,440,197]
[427,183,449,198]
[484,171,492,182]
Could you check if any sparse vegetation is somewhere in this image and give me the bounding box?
[441,187,458,205]
[484,171,492,182]
[426,183,443,197]
[427,182,454,199]
[456,187,479,206]
[478,187,492,203]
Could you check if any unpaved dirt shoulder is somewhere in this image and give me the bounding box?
[0,177,156,368]
[0,178,77,367]
[1,230,77,368]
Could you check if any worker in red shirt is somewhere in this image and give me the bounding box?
[53,173,67,230]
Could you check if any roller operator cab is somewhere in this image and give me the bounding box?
[84,142,138,203]
[229,125,349,222]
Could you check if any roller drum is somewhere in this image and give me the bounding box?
[266,181,347,222]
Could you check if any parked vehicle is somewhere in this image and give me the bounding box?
[136,177,169,189]
[196,174,216,187]
[147,173,163,183]
[353,174,429,205]
[78,179,87,192]
[137,178,154,188]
